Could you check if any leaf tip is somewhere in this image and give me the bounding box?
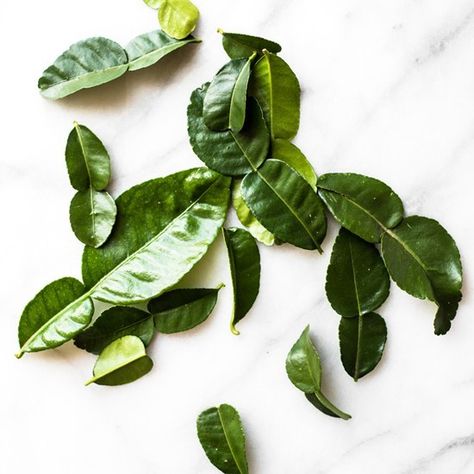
[217,28,224,35]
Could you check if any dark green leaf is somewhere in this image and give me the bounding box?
[223,228,260,334]
[74,307,154,354]
[149,287,221,333]
[197,404,248,474]
[339,312,387,381]
[65,122,111,191]
[305,392,352,420]
[69,189,117,248]
[158,0,200,40]
[219,30,282,59]
[318,173,404,243]
[16,277,94,357]
[241,159,327,251]
[381,216,462,335]
[188,84,269,176]
[85,336,153,386]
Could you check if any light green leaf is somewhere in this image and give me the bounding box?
[144,0,163,9]
[158,0,200,40]
[219,30,282,59]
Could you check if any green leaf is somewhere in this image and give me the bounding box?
[197,404,248,474]
[126,30,200,71]
[305,392,352,420]
[74,307,154,354]
[271,139,317,189]
[318,173,404,243]
[86,336,153,386]
[149,287,221,333]
[219,30,282,59]
[223,228,260,335]
[241,159,327,251]
[381,216,462,335]
[82,168,230,304]
[69,189,117,248]
[158,0,200,40]
[326,228,389,318]
[144,0,163,9]
[188,84,270,176]
[250,51,300,139]
[38,37,128,100]
[232,180,275,246]
[203,57,254,132]
[65,122,111,191]
[339,312,387,381]
[16,278,94,357]
[286,325,321,392]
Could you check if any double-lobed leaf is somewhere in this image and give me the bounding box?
[223,228,260,334]
[197,404,248,474]
[158,0,200,40]
[220,30,282,59]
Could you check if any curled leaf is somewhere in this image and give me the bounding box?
[220,30,282,59]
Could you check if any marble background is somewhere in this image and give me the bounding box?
[1,0,473,472]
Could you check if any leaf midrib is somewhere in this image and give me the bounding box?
[217,407,246,474]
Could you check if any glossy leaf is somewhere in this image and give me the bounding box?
[158,0,200,40]
[339,312,387,381]
[16,278,94,357]
[69,189,117,248]
[326,228,389,318]
[203,57,253,132]
[38,37,128,99]
[219,30,282,59]
[74,307,154,354]
[126,30,200,71]
[149,287,221,333]
[223,228,260,334]
[250,51,300,139]
[82,168,230,304]
[381,216,462,335]
[197,404,248,474]
[188,84,269,176]
[241,159,327,251]
[318,173,404,243]
[305,392,352,420]
[65,123,111,191]
[86,336,153,386]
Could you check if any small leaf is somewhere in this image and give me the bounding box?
[188,84,269,176]
[143,0,163,9]
[74,307,154,354]
[223,228,260,334]
[241,159,327,251]
[305,392,352,420]
[381,216,462,335]
[318,173,404,243]
[250,51,300,139]
[17,278,94,357]
[339,312,387,381]
[219,30,282,59]
[65,123,111,191]
[158,0,200,40]
[38,37,128,99]
[149,288,220,333]
[86,336,153,386]
[197,404,248,474]
[69,189,117,248]
[126,29,200,71]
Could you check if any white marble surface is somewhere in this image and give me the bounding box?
[1,0,474,472]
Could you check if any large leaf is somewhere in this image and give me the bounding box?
[219,30,282,59]
[339,312,387,381]
[16,278,94,357]
[203,57,253,132]
[74,307,154,354]
[85,336,153,386]
[149,287,220,333]
[126,30,200,71]
[65,123,111,191]
[250,51,300,139]
[158,0,200,40]
[326,228,389,318]
[82,168,230,303]
[197,404,248,474]
[188,84,269,176]
[381,216,462,335]
[318,173,404,243]
[69,189,117,248]
[223,228,260,334]
[241,159,327,251]
[38,37,128,99]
